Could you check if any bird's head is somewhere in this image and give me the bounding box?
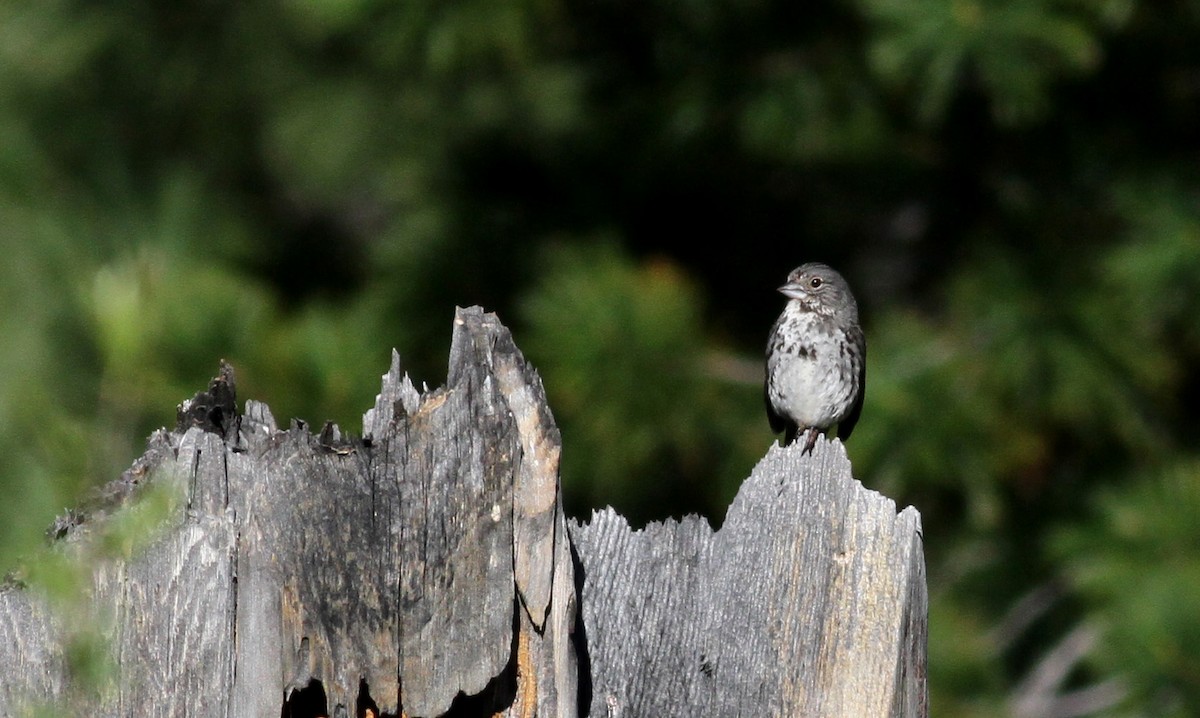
[779,263,859,321]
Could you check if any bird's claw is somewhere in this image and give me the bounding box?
[800,428,820,456]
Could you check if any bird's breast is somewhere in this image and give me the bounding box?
[766,309,859,429]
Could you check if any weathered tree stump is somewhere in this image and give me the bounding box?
[0,306,926,717]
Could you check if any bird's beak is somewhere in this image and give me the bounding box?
[778,282,805,300]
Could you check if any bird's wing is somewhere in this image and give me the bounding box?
[764,378,787,434]
[764,317,788,435]
[837,325,866,440]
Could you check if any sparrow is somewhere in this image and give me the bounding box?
[764,263,866,455]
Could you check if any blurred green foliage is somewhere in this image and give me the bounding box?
[860,0,1133,125]
[11,473,184,715]
[1,0,1199,713]
[1053,461,1200,716]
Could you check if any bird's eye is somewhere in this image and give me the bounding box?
[809,277,823,289]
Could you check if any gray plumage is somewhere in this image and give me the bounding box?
[764,263,866,454]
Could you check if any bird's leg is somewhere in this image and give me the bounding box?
[801,427,820,456]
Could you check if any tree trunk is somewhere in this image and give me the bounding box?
[0,306,926,717]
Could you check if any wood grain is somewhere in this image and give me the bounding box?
[571,439,927,717]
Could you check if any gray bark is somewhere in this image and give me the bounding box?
[572,444,927,717]
[0,306,925,718]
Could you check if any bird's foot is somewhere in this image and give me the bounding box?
[800,428,820,456]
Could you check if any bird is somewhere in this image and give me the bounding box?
[764,262,866,455]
